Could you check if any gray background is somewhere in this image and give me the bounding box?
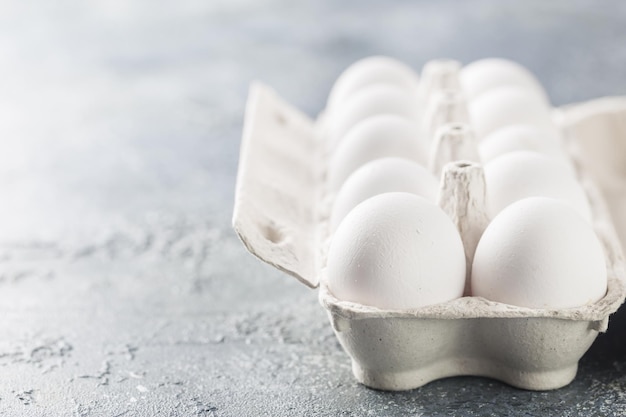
[1,1,625,415]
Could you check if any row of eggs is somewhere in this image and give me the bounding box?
[322,57,607,311]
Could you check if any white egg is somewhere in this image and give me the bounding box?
[478,124,566,163]
[460,58,549,103]
[327,114,427,191]
[327,56,419,111]
[483,151,592,220]
[330,157,439,231]
[326,192,466,310]
[469,86,553,139]
[326,84,418,147]
[472,197,607,309]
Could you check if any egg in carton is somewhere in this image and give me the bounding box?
[233,58,626,391]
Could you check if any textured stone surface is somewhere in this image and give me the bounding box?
[0,0,625,415]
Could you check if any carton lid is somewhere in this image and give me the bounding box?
[232,83,320,288]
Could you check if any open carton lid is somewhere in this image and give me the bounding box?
[234,82,626,297]
[233,83,320,288]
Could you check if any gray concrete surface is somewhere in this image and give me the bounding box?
[0,1,626,415]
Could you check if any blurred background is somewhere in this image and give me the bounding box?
[0,1,625,415]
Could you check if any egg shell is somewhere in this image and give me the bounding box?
[472,197,607,309]
[461,58,549,103]
[327,56,419,111]
[233,82,626,392]
[326,84,418,147]
[327,114,427,192]
[478,124,567,163]
[330,157,439,231]
[327,192,466,310]
[483,150,592,220]
[469,86,554,139]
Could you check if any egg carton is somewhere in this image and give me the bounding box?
[233,78,626,391]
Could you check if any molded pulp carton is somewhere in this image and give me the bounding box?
[233,74,626,391]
